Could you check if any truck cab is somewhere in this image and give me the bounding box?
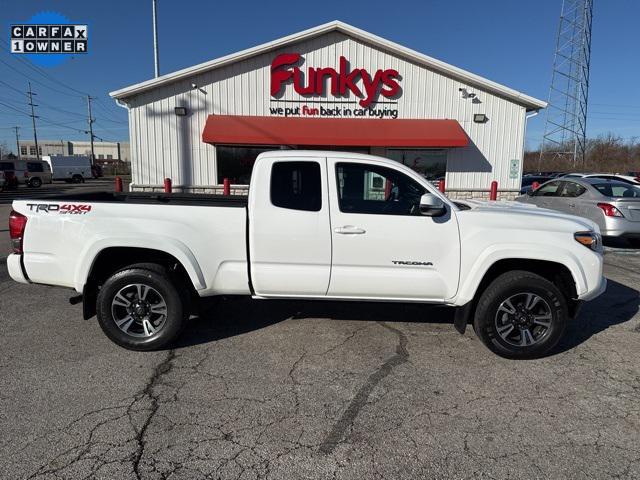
[248,152,460,301]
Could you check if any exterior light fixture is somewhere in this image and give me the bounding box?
[473,113,488,123]
[174,107,187,116]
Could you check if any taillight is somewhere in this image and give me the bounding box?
[9,210,27,254]
[597,203,624,218]
[24,171,29,178]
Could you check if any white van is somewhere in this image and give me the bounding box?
[0,160,53,187]
[42,155,93,183]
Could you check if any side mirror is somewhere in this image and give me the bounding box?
[419,193,446,217]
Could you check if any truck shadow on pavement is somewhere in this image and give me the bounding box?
[555,278,639,353]
[175,278,639,355]
[175,299,453,350]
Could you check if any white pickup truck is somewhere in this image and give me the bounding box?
[7,151,606,358]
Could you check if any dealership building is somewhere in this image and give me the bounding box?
[110,21,546,199]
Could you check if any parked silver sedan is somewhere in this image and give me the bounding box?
[516,177,640,246]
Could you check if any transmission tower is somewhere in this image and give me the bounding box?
[539,0,593,170]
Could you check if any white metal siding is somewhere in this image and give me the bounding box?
[124,31,527,191]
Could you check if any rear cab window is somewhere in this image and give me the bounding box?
[270,161,322,212]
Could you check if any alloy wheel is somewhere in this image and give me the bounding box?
[494,293,553,347]
[111,283,168,338]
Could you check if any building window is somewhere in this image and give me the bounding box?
[107,154,113,160]
[29,147,37,155]
[98,154,104,159]
[216,145,274,184]
[20,146,27,155]
[386,149,448,182]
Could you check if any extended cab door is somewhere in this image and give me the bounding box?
[248,156,332,297]
[326,158,460,301]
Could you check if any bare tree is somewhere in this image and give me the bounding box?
[525,133,640,174]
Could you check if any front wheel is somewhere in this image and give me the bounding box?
[29,177,42,188]
[473,270,569,359]
[72,175,84,184]
[96,265,187,351]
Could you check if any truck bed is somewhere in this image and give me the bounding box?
[30,191,248,207]
[12,191,250,295]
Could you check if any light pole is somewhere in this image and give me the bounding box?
[152,0,160,77]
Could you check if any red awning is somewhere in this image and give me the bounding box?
[202,115,468,148]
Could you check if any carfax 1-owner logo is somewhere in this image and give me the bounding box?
[9,11,88,67]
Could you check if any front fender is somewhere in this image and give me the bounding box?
[451,243,589,305]
[73,234,206,293]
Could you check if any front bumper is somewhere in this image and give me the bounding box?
[6,254,29,284]
[578,275,607,301]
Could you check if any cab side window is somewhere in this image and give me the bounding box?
[335,162,426,215]
[270,161,322,212]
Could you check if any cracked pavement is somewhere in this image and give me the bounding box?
[1,252,639,479]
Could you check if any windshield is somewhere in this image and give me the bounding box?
[593,182,640,198]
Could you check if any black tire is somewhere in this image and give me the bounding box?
[29,177,42,188]
[72,175,84,184]
[96,264,187,351]
[473,270,569,359]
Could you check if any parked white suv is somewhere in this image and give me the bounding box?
[6,151,606,359]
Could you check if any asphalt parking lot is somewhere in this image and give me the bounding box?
[1,189,639,479]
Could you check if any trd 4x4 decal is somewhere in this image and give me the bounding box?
[26,203,92,214]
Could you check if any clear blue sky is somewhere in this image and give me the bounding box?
[1,0,638,152]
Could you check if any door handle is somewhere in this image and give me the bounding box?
[568,203,576,208]
[334,225,366,235]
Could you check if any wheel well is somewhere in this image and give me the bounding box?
[466,259,580,322]
[477,259,577,299]
[82,247,197,319]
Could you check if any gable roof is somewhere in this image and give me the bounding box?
[110,20,546,110]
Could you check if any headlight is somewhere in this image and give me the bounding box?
[574,231,601,251]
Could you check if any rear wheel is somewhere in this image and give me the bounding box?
[29,177,42,188]
[473,270,568,359]
[96,264,187,351]
[72,174,84,184]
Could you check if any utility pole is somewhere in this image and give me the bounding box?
[86,95,96,165]
[152,0,160,77]
[13,126,20,159]
[27,82,39,160]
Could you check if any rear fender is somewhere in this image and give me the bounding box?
[73,235,206,293]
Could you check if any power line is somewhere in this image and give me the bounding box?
[0,79,27,97]
[0,38,89,97]
[0,101,31,117]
